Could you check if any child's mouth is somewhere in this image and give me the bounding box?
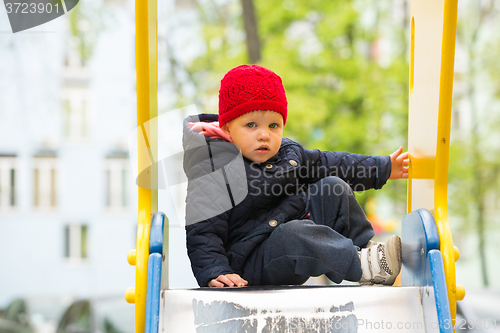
[256,146,270,153]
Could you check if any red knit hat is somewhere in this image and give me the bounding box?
[218,64,287,128]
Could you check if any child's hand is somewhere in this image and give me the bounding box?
[389,146,409,180]
[208,274,248,288]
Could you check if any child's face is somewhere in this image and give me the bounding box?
[222,110,283,163]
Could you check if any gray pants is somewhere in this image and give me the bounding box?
[261,177,374,285]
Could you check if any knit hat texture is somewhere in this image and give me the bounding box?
[218,64,287,128]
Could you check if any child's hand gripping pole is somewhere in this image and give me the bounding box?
[389,147,409,180]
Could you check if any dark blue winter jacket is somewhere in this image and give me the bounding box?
[183,113,392,287]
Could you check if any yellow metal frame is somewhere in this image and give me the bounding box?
[407,0,464,328]
[434,0,464,325]
[125,1,158,333]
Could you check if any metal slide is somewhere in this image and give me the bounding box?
[142,208,453,333]
[127,0,464,332]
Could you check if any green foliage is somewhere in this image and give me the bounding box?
[484,37,500,100]
[448,0,500,286]
[68,0,113,66]
[449,0,500,229]
[448,141,475,230]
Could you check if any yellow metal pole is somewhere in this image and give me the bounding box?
[434,0,461,327]
[134,0,157,332]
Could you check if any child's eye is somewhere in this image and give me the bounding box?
[269,123,278,129]
[246,122,256,128]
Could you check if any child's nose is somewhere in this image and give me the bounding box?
[258,129,271,140]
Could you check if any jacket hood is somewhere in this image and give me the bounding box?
[182,113,241,175]
[182,113,248,225]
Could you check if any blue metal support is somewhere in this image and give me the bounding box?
[429,249,452,332]
[402,208,452,333]
[145,212,166,333]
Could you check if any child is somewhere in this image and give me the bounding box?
[182,64,408,288]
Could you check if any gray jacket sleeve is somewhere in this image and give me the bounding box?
[184,162,236,287]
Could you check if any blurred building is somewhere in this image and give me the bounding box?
[3,0,496,308]
[0,0,138,307]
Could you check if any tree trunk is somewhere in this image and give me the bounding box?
[240,0,261,64]
[477,191,489,286]
[462,0,493,288]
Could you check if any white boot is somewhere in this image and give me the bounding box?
[358,235,402,285]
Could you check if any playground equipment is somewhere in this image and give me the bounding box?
[125,0,465,332]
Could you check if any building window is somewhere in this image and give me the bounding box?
[33,156,57,210]
[0,155,16,211]
[62,88,89,143]
[62,35,90,144]
[64,225,88,262]
[105,156,129,211]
